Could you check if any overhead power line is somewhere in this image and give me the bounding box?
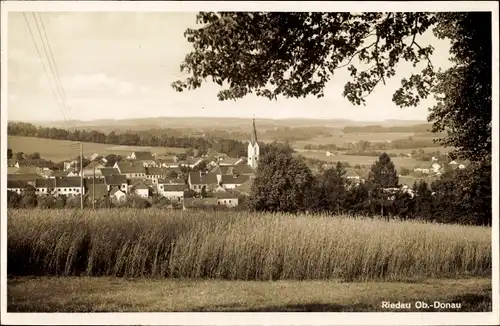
[23,12,70,126]
[34,13,71,116]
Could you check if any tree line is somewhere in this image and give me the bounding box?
[304,137,441,154]
[248,147,491,226]
[342,124,436,134]
[8,122,252,158]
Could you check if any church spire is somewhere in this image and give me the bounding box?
[250,117,258,146]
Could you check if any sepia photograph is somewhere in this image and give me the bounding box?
[1,1,498,325]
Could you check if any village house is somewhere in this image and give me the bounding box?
[7,180,29,194]
[158,177,186,185]
[210,164,254,176]
[129,151,155,161]
[35,178,56,196]
[178,158,204,169]
[63,160,79,171]
[100,167,121,177]
[8,173,38,187]
[217,174,252,189]
[218,157,246,166]
[158,184,186,202]
[206,183,226,194]
[110,188,127,203]
[430,163,442,174]
[214,190,239,207]
[128,151,156,166]
[326,151,333,157]
[154,158,179,168]
[183,197,218,210]
[232,178,254,196]
[145,167,172,184]
[188,171,219,193]
[104,175,128,193]
[131,183,153,198]
[81,161,106,178]
[114,161,146,179]
[205,148,228,161]
[54,177,83,197]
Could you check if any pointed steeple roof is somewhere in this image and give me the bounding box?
[250,118,259,146]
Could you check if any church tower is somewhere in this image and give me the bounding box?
[247,118,260,169]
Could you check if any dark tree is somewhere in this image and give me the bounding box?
[173,13,436,105]
[314,161,349,214]
[26,152,41,160]
[366,153,399,189]
[200,186,208,198]
[194,160,208,172]
[15,152,24,161]
[249,146,314,213]
[104,154,120,167]
[7,191,21,208]
[413,180,434,220]
[428,13,491,163]
[173,12,492,163]
[7,148,13,160]
[365,153,399,216]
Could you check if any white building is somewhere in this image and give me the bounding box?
[159,184,185,202]
[247,118,260,169]
[132,184,151,198]
[431,163,442,173]
[110,188,127,203]
[214,191,239,207]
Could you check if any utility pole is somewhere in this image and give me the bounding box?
[92,166,96,209]
[80,142,84,210]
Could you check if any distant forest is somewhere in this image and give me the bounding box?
[342,124,435,134]
[7,122,293,158]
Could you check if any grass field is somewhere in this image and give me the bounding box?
[7,209,492,313]
[8,209,491,281]
[8,277,491,312]
[7,136,187,162]
[296,151,431,170]
[382,146,451,155]
[292,132,417,148]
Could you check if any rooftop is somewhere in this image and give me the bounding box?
[220,174,252,185]
[188,172,218,185]
[132,151,155,161]
[163,184,187,192]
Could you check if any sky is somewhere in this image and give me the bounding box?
[7,11,453,122]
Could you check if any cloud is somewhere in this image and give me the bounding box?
[39,73,149,97]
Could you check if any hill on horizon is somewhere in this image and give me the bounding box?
[10,117,427,132]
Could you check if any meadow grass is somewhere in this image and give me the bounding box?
[294,151,430,170]
[7,209,491,281]
[8,276,491,312]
